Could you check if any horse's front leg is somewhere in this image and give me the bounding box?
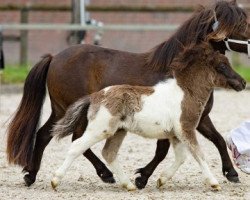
[197,115,239,183]
[135,139,170,189]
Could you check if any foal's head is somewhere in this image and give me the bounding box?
[171,43,246,91]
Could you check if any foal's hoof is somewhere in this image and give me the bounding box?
[122,182,136,191]
[51,177,60,191]
[224,169,240,183]
[211,184,221,191]
[23,174,36,187]
[156,178,166,189]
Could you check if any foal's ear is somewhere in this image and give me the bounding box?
[171,47,198,71]
[230,0,237,5]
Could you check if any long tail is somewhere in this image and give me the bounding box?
[52,96,91,140]
[7,54,53,167]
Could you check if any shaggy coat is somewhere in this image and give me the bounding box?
[6,0,248,187]
[51,43,245,191]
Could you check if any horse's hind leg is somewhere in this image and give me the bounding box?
[51,129,109,189]
[197,115,239,183]
[135,139,170,189]
[101,129,136,191]
[23,112,56,186]
[157,138,187,188]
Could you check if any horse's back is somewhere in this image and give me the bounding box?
[46,44,147,110]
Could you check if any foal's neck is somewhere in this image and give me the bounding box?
[174,67,213,105]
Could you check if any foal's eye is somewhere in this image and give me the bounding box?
[216,63,227,73]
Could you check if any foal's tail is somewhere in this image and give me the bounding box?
[52,96,91,140]
[7,54,53,167]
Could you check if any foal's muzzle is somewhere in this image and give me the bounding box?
[228,78,246,91]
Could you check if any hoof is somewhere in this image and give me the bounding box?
[122,182,136,191]
[134,168,149,189]
[156,178,166,189]
[225,172,240,183]
[51,177,59,191]
[100,174,116,184]
[135,176,148,190]
[23,174,36,187]
[98,170,116,184]
[223,168,240,183]
[211,184,221,191]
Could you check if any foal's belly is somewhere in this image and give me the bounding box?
[130,115,176,139]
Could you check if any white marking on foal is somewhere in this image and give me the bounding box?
[51,106,115,188]
[157,139,187,188]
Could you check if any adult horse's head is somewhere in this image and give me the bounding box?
[171,43,246,92]
[207,1,249,54]
[207,0,248,41]
[147,0,248,72]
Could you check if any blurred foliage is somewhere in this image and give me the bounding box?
[1,65,29,84]
[1,64,250,84]
[234,65,250,83]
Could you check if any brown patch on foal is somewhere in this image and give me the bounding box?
[88,85,154,120]
[88,90,105,120]
[104,85,154,116]
[172,43,223,142]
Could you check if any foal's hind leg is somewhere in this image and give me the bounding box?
[51,128,110,189]
[101,129,136,191]
[23,113,56,186]
[157,138,187,188]
[180,130,220,190]
[72,114,115,184]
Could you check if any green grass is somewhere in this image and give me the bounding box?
[1,64,250,84]
[234,65,250,83]
[1,65,30,84]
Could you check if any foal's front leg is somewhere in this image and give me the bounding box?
[157,138,187,188]
[181,130,220,191]
[197,115,239,182]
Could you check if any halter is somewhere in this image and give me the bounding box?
[224,38,250,58]
[212,12,250,58]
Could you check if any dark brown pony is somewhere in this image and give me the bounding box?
[7,0,248,188]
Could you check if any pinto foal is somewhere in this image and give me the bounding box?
[51,43,245,191]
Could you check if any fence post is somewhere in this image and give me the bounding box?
[0,27,4,71]
[20,7,29,66]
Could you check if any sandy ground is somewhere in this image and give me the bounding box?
[0,89,250,200]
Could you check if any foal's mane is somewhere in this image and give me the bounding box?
[146,0,247,72]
